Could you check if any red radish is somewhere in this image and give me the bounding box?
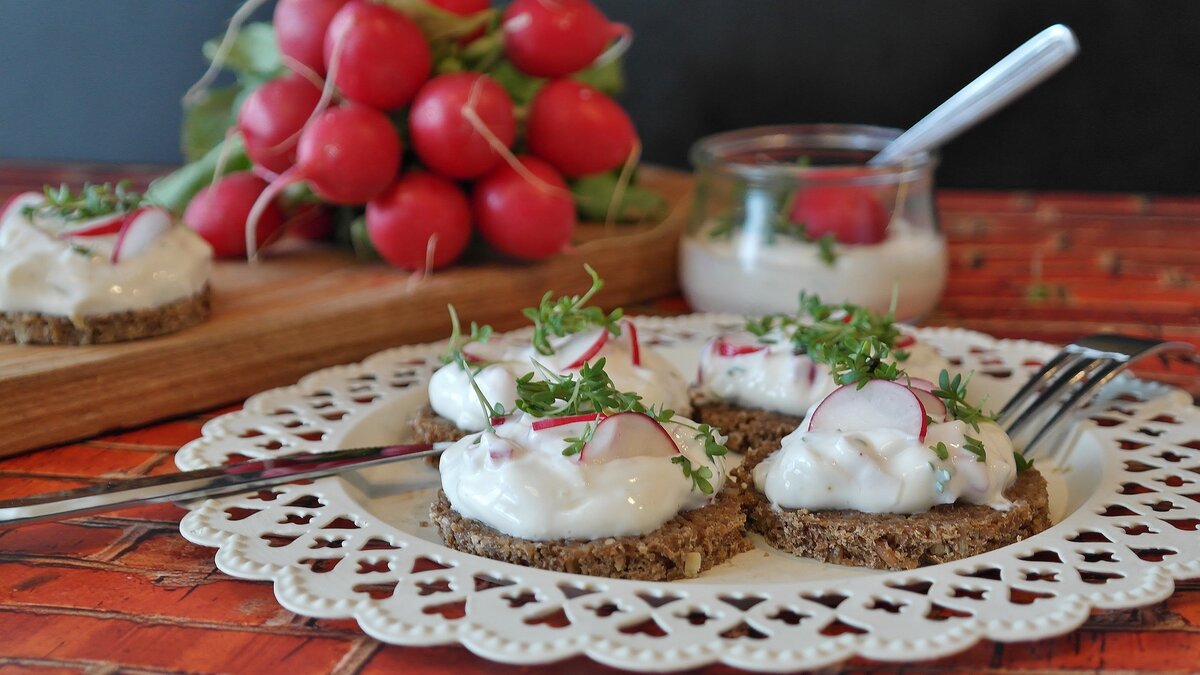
[911,387,948,423]
[526,80,637,177]
[324,1,432,110]
[532,413,604,431]
[622,319,641,366]
[580,412,678,464]
[555,327,609,369]
[245,104,401,258]
[185,173,285,258]
[237,74,322,174]
[789,186,889,245]
[807,380,929,439]
[427,0,490,43]
[895,334,916,349]
[502,0,625,77]
[472,155,575,261]
[490,416,507,427]
[111,207,173,263]
[712,333,766,357]
[274,0,350,76]
[366,172,472,271]
[409,73,516,179]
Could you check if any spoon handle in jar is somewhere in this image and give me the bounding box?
[869,24,1079,166]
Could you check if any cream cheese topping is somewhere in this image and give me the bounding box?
[695,329,949,417]
[0,192,212,319]
[753,416,1018,514]
[439,412,727,540]
[429,328,691,432]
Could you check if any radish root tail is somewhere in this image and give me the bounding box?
[605,139,640,229]
[593,22,634,70]
[462,76,567,197]
[182,0,272,107]
[245,167,300,262]
[406,234,439,293]
[267,31,344,155]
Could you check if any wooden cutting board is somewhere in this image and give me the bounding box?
[0,167,694,457]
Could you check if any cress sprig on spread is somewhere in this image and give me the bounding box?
[523,263,623,356]
[744,292,905,387]
[21,181,145,223]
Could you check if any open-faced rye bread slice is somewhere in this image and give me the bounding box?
[690,391,804,462]
[431,489,752,581]
[0,285,212,345]
[737,467,1051,571]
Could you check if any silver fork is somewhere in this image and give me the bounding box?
[996,334,1196,454]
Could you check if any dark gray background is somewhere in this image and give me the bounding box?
[1,1,1196,193]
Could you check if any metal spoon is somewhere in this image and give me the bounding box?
[869,24,1079,166]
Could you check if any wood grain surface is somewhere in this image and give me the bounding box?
[0,166,693,457]
[1,163,1198,674]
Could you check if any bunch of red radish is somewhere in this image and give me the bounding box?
[183,0,640,270]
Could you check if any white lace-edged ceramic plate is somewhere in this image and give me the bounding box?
[178,316,1200,672]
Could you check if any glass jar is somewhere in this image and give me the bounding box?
[680,124,946,321]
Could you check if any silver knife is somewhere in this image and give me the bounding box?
[0,442,451,528]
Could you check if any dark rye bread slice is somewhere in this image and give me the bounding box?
[431,489,752,581]
[0,285,211,345]
[690,391,803,464]
[410,404,470,444]
[737,467,1051,570]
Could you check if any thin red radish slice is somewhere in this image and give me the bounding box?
[532,413,603,431]
[911,388,948,424]
[59,211,130,238]
[895,334,917,349]
[111,207,173,263]
[0,192,41,230]
[487,446,514,462]
[904,377,935,392]
[808,380,928,439]
[490,416,507,427]
[713,332,766,357]
[558,327,609,369]
[580,412,679,464]
[622,319,641,366]
[461,340,509,364]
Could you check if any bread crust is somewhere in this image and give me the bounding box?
[0,285,211,345]
[690,392,804,464]
[410,404,471,444]
[431,489,752,581]
[737,467,1051,570]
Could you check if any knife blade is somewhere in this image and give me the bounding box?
[0,442,451,528]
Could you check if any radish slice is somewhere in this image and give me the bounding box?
[461,340,509,363]
[488,446,514,463]
[490,416,507,427]
[622,319,641,366]
[61,209,138,239]
[532,413,603,431]
[808,380,929,439]
[0,192,39,226]
[895,335,917,349]
[910,388,948,424]
[579,411,678,465]
[713,332,766,357]
[904,377,935,392]
[557,327,609,369]
[111,207,173,264]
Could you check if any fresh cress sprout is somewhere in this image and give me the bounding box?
[523,264,623,356]
[22,181,145,222]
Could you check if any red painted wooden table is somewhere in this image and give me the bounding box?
[1,164,1198,674]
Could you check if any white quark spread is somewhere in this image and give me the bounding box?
[680,218,946,321]
[695,329,950,417]
[439,412,727,540]
[753,417,1018,514]
[429,329,691,432]
[0,193,212,319]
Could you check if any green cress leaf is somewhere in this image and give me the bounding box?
[1013,451,1035,473]
[23,181,144,223]
[571,172,667,223]
[523,265,622,356]
[146,137,251,215]
[201,22,282,83]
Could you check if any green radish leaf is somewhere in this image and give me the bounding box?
[202,22,282,82]
[181,85,241,163]
[487,60,545,106]
[146,137,251,216]
[573,57,625,96]
[571,172,668,223]
[375,0,498,43]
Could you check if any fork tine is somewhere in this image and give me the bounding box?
[994,348,1076,427]
[1021,358,1123,454]
[1001,352,1094,438]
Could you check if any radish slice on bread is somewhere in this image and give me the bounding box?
[808,380,929,440]
[580,412,678,464]
[111,207,173,263]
